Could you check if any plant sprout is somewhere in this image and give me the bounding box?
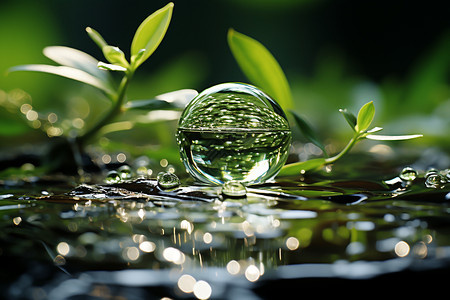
[9,3,178,148]
[228,29,422,176]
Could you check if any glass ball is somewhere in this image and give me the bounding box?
[176,83,291,185]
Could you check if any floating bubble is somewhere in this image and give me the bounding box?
[104,170,121,184]
[399,167,417,181]
[221,181,247,197]
[177,83,291,185]
[157,172,180,189]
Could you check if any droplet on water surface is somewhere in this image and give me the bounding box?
[399,167,418,181]
[176,83,291,185]
[221,180,247,198]
[105,170,121,184]
[117,165,133,180]
[425,173,446,189]
[157,172,180,189]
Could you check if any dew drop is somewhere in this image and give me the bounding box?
[425,173,446,189]
[104,170,121,184]
[221,181,247,198]
[157,172,180,189]
[399,167,417,181]
[117,165,132,180]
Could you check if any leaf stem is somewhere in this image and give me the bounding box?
[324,134,360,165]
[77,71,133,145]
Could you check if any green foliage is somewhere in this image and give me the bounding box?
[278,101,422,176]
[355,101,375,134]
[228,29,293,110]
[227,31,423,176]
[290,111,327,156]
[9,2,176,147]
[131,3,174,69]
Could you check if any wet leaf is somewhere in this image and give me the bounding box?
[290,110,327,156]
[339,108,357,131]
[9,64,114,95]
[228,29,293,110]
[130,2,173,69]
[278,158,327,177]
[355,101,375,133]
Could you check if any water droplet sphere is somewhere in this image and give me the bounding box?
[399,167,417,181]
[157,172,180,189]
[177,83,291,185]
[221,181,247,197]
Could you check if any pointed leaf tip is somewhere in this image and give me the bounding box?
[227,29,293,110]
[355,101,375,133]
[130,2,174,69]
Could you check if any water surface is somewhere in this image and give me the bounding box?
[1,164,449,299]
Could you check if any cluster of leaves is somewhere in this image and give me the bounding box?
[7,2,422,176]
[9,3,189,146]
[227,29,422,176]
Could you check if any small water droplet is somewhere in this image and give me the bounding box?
[105,170,121,184]
[117,165,132,180]
[425,173,446,189]
[425,168,439,178]
[221,181,247,198]
[399,167,417,181]
[157,172,180,189]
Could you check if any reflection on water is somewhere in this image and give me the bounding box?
[0,169,449,299]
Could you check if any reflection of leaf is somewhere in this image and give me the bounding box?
[278,158,327,177]
[281,190,343,198]
[9,64,114,95]
[291,110,327,156]
[130,2,173,68]
[355,101,375,133]
[228,29,293,110]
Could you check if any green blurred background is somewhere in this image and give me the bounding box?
[0,0,449,169]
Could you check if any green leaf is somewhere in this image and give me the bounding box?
[9,64,114,95]
[339,108,357,131]
[86,27,108,50]
[228,29,293,110]
[97,62,127,72]
[355,101,375,133]
[43,46,112,83]
[102,46,129,69]
[125,89,198,111]
[130,2,174,69]
[125,99,180,110]
[365,134,423,141]
[290,110,327,156]
[278,158,327,177]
